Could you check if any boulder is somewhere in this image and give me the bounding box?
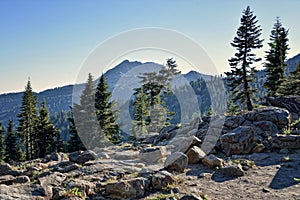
[265,96,300,120]
[112,150,139,160]
[186,146,206,164]
[164,152,188,172]
[139,146,168,164]
[253,121,278,138]
[0,163,12,175]
[245,107,291,130]
[69,150,97,164]
[218,164,244,177]
[52,186,67,200]
[272,134,300,149]
[0,184,45,200]
[202,154,224,168]
[65,179,96,196]
[220,126,257,156]
[38,172,66,197]
[167,136,201,153]
[43,152,69,163]
[151,170,176,190]
[224,115,245,130]
[105,177,149,199]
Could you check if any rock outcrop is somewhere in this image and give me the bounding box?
[220,126,257,156]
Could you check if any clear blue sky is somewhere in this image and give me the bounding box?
[1,0,300,94]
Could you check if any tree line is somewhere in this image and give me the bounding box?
[0,73,120,162]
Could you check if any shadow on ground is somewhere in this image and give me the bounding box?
[269,161,300,189]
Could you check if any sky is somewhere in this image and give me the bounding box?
[0,0,300,94]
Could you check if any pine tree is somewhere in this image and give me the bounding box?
[225,6,263,111]
[35,100,58,158]
[17,79,38,160]
[277,62,300,96]
[264,17,289,96]
[95,74,121,144]
[0,122,5,161]
[73,73,102,149]
[133,58,180,134]
[132,87,150,135]
[67,107,86,152]
[4,120,18,162]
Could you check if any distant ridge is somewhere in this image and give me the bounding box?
[0,54,299,127]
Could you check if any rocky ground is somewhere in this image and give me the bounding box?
[0,96,299,200]
[0,146,299,200]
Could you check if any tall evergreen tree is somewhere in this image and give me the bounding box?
[73,73,102,149]
[35,100,58,158]
[277,62,300,96]
[225,6,263,111]
[17,79,38,160]
[4,120,18,162]
[0,122,5,161]
[264,17,289,96]
[67,107,86,152]
[95,74,121,144]
[132,87,150,135]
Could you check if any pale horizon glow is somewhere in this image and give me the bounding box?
[1,0,300,94]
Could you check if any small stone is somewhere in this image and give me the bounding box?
[198,173,212,179]
[262,187,271,193]
[252,144,265,153]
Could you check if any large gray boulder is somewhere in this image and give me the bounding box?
[202,154,224,168]
[186,146,206,164]
[0,184,45,200]
[265,96,300,120]
[164,152,188,172]
[65,178,96,196]
[105,177,149,199]
[139,146,168,164]
[38,172,66,197]
[218,164,244,177]
[167,136,201,153]
[69,150,97,164]
[220,126,257,156]
[245,107,291,130]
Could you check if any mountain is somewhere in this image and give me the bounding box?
[0,54,299,134]
[184,70,216,82]
[0,60,209,128]
[285,53,300,75]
